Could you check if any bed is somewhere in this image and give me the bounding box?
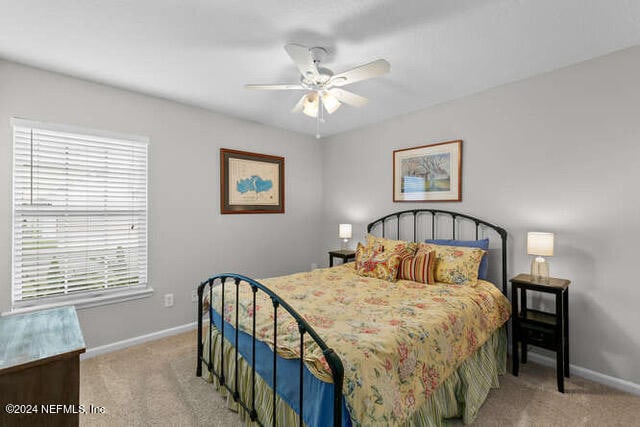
[197,209,511,426]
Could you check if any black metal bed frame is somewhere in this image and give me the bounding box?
[196,273,345,427]
[196,209,508,427]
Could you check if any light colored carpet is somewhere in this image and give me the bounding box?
[80,330,241,427]
[80,330,640,426]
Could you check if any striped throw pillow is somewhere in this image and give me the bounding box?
[398,249,435,284]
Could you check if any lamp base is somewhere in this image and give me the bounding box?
[530,256,549,281]
[340,239,349,250]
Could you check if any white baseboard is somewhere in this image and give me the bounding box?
[81,321,198,360]
[526,351,640,396]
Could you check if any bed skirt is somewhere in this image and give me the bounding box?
[201,323,506,426]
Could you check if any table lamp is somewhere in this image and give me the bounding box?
[527,232,554,280]
[339,224,352,250]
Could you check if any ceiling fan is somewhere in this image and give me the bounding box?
[245,43,390,136]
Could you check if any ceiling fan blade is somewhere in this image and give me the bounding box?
[329,88,368,107]
[330,59,390,87]
[284,43,319,78]
[245,84,305,90]
[291,94,307,113]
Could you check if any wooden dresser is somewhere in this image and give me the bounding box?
[0,306,86,426]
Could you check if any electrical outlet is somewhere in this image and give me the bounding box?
[164,293,174,307]
[191,289,198,303]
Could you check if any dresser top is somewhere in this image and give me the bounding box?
[0,306,86,372]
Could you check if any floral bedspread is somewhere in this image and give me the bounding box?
[209,263,510,425]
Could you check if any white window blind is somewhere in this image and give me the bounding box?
[11,119,148,308]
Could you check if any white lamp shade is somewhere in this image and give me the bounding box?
[527,232,554,256]
[339,224,352,239]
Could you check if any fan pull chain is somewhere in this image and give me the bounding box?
[316,91,322,139]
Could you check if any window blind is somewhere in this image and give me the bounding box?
[11,119,148,307]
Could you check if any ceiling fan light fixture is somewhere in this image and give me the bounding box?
[321,91,341,114]
[246,44,390,129]
[302,92,319,118]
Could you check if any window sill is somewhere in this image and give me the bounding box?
[2,288,155,316]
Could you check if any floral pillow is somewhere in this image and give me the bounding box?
[355,242,402,282]
[366,234,419,256]
[355,240,383,265]
[397,249,436,284]
[419,243,485,286]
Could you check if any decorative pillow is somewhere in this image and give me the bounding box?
[366,234,418,256]
[355,241,383,266]
[425,238,490,280]
[398,249,436,284]
[419,243,485,286]
[355,242,402,282]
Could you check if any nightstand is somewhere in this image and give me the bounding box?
[510,273,570,392]
[328,249,355,267]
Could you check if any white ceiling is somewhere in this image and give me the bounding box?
[1,0,640,137]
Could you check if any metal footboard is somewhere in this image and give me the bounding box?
[196,273,344,427]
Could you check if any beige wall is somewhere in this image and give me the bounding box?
[321,46,640,385]
[2,45,640,387]
[0,60,322,348]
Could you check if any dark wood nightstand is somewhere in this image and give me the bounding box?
[328,249,355,267]
[510,273,570,392]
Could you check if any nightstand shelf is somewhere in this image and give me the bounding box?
[519,308,557,329]
[510,273,570,393]
[519,309,557,350]
[328,249,355,267]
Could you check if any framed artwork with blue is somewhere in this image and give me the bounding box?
[393,140,462,202]
[220,148,285,214]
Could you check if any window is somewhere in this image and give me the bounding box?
[11,119,149,310]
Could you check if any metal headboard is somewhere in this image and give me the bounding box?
[367,209,508,295]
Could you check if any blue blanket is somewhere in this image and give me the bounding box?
[211,308,352,427]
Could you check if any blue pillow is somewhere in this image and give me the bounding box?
[425,238,490,280]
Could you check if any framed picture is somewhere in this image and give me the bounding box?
[393,140,462,202]
[220,148,285,214]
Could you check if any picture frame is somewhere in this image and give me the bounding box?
[220,148,285,214]
[393,140,462,202]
